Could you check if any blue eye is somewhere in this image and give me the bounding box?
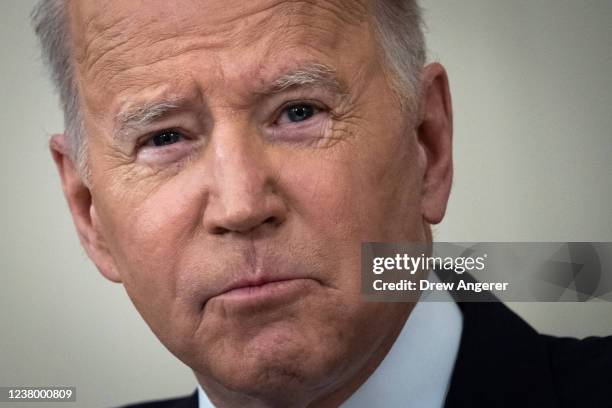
[285,104,316,123]
[150,130,182,147]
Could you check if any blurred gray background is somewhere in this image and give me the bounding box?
[1,1,611,407]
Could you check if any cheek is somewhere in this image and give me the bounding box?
[94,170,205,319]
[282,138,423,245]
[275,141,423,298]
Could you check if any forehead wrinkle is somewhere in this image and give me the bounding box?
[91,40,219,92]
[71,8,237,88]
[69,1,130,64]
[303,0,369,27]
[73,0,370,86]
[83,33,236,90]
[74,1,314,79]
[268,1,369,44]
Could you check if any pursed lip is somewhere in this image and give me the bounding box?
[203,274,319,308]
[216,276,309,297]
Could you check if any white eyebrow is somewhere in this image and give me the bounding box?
[114,101,180,140]
[267,63,345,94]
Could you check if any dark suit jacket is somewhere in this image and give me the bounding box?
[120,301,612,408]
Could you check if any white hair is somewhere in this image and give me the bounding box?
[31,0,426,175]
[31,0,87,173]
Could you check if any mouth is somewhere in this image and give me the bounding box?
[207,277,319,309]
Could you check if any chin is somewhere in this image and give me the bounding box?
[201,320,347,402]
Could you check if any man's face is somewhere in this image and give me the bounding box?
[59,0,451,404]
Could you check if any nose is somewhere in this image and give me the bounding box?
[203,126,286,236]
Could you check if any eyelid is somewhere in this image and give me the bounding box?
[137,128,188,149]
[272,100,327,125]
[124,110,204,147]
[135,128,201,164]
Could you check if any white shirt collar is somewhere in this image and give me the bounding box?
[198,283,463,408]
[341,284,463,408]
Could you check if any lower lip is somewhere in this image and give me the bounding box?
[214,279,316,306]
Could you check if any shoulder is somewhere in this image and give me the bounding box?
[446,301,612,407]
[545,334,612,407]
[117,390,198,408]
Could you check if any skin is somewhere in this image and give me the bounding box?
[51,0,453,407]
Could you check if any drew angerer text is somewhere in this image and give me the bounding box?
[372,279,509,293]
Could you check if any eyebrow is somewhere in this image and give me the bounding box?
[115,100,182,141]
[113,64,345,141]
[264,63,346,95]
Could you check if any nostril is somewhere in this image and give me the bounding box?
[208,215,279,235]
[264,216,277,225]
[211,225,231,235]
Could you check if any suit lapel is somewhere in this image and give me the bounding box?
[444,301,559,407]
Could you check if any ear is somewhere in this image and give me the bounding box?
[50,134,122,283]
[417,63,453,225]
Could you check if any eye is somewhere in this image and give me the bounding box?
[146,130,184,147]
[278,103,318,125]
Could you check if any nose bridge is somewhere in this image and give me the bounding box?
[217,131,265,203]
[204,123,282,234]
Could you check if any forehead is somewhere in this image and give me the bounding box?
[68,0,374,100]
